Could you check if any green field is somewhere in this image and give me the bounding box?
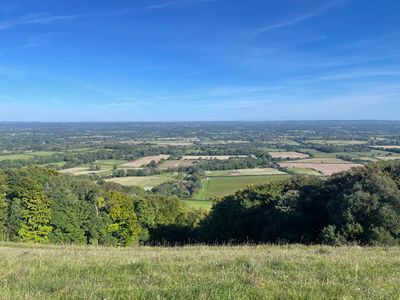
[0,243,399,299]
[194,175,290,200]
[184,199,213,210]
[287,167,322,176]
[95,159,127,166]
[0,151,59,161]
[0,154,34,161]
[45,161,66,167]
[28,151,57,157]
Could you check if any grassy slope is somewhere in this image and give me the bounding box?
[0,243,399,299]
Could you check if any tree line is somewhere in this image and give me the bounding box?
[0,166,205,246]
[155,161,400,245]
[1,161,400,246]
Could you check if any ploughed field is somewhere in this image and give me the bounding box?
[0,242,399,299]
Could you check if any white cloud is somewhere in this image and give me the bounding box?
[253,0,349,35]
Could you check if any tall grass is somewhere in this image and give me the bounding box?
[0,242,399,299]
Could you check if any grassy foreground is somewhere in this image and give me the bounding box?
[0,243,399,299]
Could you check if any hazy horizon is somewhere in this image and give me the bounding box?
[1,0,399,121]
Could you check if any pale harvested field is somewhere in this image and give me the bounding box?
[307,139,367,145]
[158,159,195,169]
[181,155,247,160]
[205,168,286,176]
[59,168,105,176]
[280,162,363,176]
[105,174,173,189]
[376,156,400,161]
[372,145,400,149]
[149,141,193,146]
[269,152,309,159]
[120,155,170,168]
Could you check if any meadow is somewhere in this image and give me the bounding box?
[183,199,213,210]
[0,153,33,161]
[0,242,399,299]
[0,151,59,161]
[194,175,290,200]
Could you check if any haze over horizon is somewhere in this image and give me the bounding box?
[1,0,399,121]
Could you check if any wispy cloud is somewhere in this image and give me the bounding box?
[0,0,216,31]
[146,0,216,10]
[253,0,348,35]
[253,13,316,35]
[0,13,85,31]
[298,68,400,82]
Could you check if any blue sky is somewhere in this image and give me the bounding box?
[0,0,399,121]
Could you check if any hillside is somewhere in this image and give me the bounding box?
[0,243,399,299]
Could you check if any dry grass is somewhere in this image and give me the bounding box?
[0,242,399,299]
[269,152,310,159]
[181,155,248,160]
[59,167,105,176]
[280,162,363,175]
[158,159,195,169]
[120,155,171,168]
[205,168,286,176]
[376,156,400,161]
[105,174,174,189]
[372,146,400,149]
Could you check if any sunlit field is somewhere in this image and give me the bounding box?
[0,243,399,299]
